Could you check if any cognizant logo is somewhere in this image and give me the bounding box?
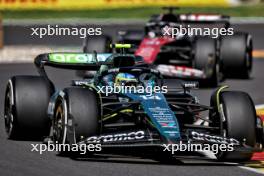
[49,54,94,64]
[49,53,109,64]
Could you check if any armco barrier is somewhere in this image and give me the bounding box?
[0,0,236,10]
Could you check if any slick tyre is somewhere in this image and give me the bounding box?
[194,37,220,87]
[4,76,53,140]
[211,91,256,161]
[83,36,112,53]
[118,30,144,46]
[220,33,253,78]
[53,88,100,146]
[79,36,112,78]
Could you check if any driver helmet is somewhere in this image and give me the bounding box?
[102,74,114,87]
[115,73,138,87]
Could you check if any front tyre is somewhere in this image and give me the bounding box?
[210,91,256,161]
[53,88,100,155]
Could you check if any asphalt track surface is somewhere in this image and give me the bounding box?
[0,59,263,176]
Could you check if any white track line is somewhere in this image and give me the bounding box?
[256,104,264,110]
[239,166,264,175]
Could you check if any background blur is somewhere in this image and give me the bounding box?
[1,0,264,62]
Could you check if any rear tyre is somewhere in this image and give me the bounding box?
[53,88,100,155]
[210,91,256,161]
[83,36,112,53]
[220,33,253,78]
[194,37,220,87]
[79,36,112,78]
[117,30,144,53]
[4,76,53,140]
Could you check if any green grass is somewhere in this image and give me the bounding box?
[2,5,264,19]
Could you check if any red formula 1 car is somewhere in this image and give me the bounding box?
[83,8,253,87]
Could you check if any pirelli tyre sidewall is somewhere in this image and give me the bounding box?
[53,87,100,146]
[215,91,256,161]
[4,76,53,140]
[220,33,253,78]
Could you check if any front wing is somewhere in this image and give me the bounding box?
[77,129,263,154]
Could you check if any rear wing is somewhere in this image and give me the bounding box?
[179,14,230,28]
[34,52,112,78]
[34,44,136,78]
[35,52,112,70]
[161,7,230,27]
